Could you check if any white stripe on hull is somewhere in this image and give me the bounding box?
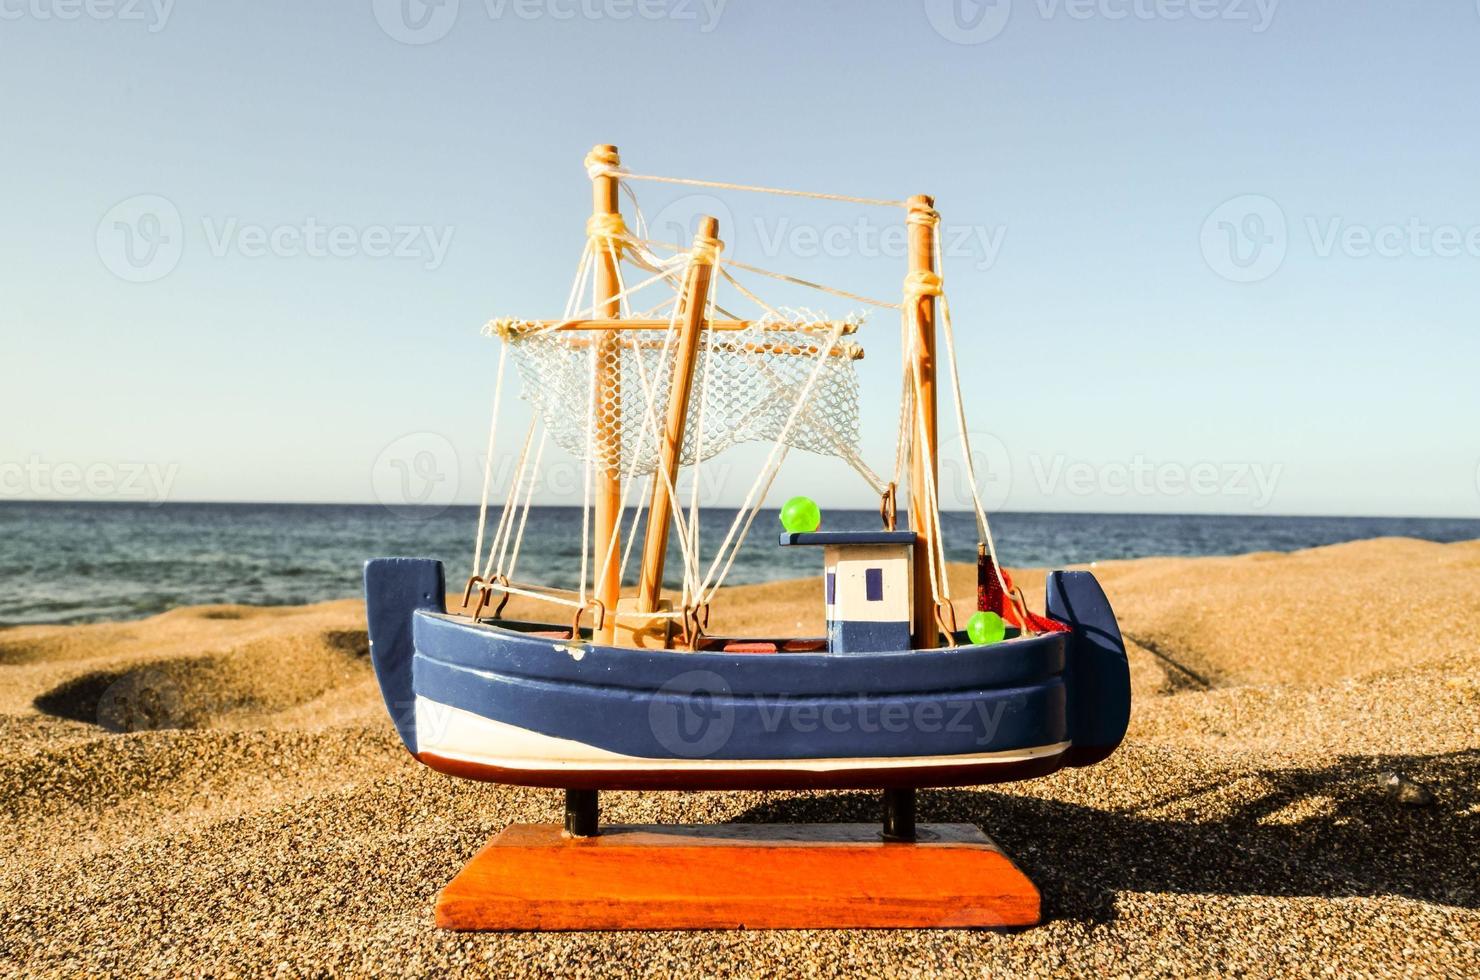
[414,697,1071,774]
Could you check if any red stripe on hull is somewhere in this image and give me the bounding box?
[415,750,1067,791]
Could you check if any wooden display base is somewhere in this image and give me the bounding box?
[435,822,1041,931]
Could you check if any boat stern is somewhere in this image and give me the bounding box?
[1045,570,1132,767]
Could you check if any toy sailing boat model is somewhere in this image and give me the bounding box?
[365,146,1131,930]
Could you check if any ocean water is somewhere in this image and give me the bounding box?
[1,501,1476,626]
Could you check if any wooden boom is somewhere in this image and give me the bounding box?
[498,335,862,360]
[635,216,720,620]
[492,318,858,335]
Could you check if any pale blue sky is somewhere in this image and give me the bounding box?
[2,1,1477,516]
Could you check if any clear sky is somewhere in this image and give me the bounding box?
[3,0,1478,517]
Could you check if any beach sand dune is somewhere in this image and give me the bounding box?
[1,537,1476,976]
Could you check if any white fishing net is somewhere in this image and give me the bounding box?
[492,311,866,477]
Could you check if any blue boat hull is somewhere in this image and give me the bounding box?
[364,558,1131,790]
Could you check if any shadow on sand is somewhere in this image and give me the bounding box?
[735,749,1479,923]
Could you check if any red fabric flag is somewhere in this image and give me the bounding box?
[977,546,1068,634]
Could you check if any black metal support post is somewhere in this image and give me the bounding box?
[882,788,916,842]
[564,788,599,837]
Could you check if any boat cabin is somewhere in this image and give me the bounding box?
[779,530,917,654]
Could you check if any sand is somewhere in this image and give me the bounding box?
[1,536,1476,977]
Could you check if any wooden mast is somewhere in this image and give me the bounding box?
[589,144,624,643]
[906,194,941,650]
[635,216,720,622]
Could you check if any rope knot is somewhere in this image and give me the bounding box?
[904,270,943,298]
[906,205,940,228]
[586,212,629,248]
[689,233,723,265]
[584,146,623,180]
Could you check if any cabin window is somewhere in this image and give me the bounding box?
[825,571,835,604]
[865,567,883,601]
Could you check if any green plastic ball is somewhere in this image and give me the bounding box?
[780,496,821,533]
[967,610,1006,646]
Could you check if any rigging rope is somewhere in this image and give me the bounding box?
[633,236,902,311]
[470,160,1028,639]
[695,319,850,606]
[578,324,598,608]
[470,342,510,581]
[482,417,536,581]
[503,430,547,582]
[682,274,719,611]
[585,157,908,210]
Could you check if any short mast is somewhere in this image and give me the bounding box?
[588,144,624,643]
[635,216,721,618]
[906,194,941,649]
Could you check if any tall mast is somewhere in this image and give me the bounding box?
[906,194,941,649]
[635,216,721,620]
[588,144,624,643]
